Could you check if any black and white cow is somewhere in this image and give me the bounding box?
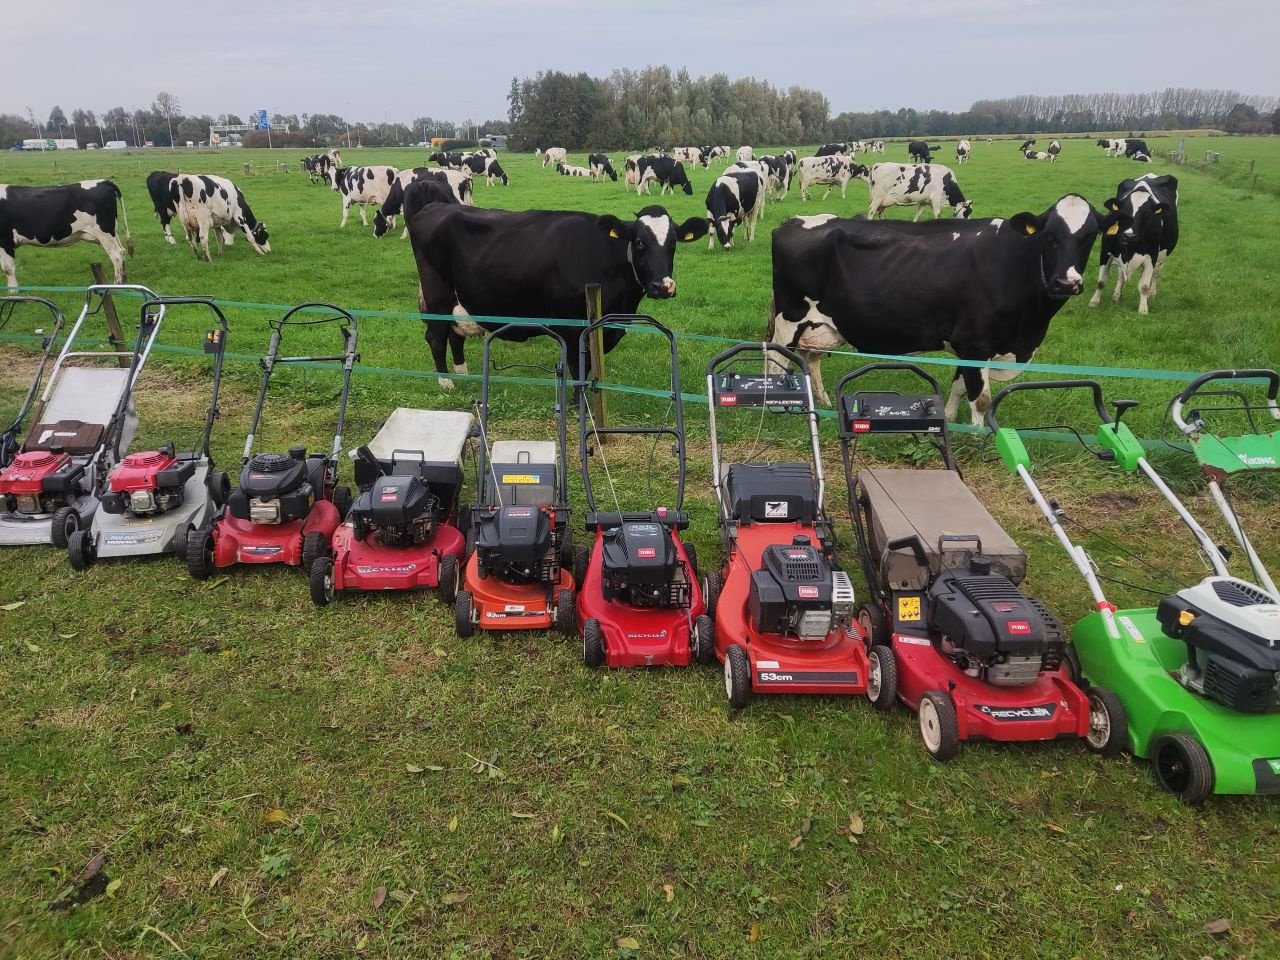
[375,168,472,239]
[636,156,694,196]
[1023,150,1053,161]
[588,153,617,182]
[302,149,341,184]
[706,145,731,163]
[796,155,865,201]
[623,155,642,187]
[332,165,398,227]
[908,140,940,162]
[148,170,234,248]
[408,204,708,387]
[815,143,849,157]
[557,163,592,177]
[462,153,509,186]
[429,151,466,170]
[541,147,568,168]
[1130,152,1152,163]
[956,140,971,164]
[1019,139,1037,153]
[1097,138,1126,157]
[871,140,886,153]
[736,146,754,163]
[1089,174,1178,315]
[768,195,1116,421]
[1047,140,1061,160]
[169,174,269,261]
[706,167,766,250]
[867,163,971,221]
[672,147,708,167]
[0,180,133,290]
[1123,139,1150,159]
[401,178,461,226]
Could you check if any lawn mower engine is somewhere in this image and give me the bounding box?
[352,474,438,547]
[928,557,1064,686]
[599,517,690,608]
[0,451,85,515]
[750,535,855,639]
[1158,577,1280,713]
[100,443,193,517]
[229,446,326,525]
[476,505,561,585]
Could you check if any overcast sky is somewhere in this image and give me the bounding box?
[5,1,1275,126]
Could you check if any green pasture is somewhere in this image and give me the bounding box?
[1,137,1278,959]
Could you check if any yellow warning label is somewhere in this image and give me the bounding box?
[898,596,921,622]
[500,474,540,484]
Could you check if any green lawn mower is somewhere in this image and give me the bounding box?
[988,378,1280,804]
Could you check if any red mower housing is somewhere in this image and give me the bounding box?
[109,448,178,492]
[0,450,74,505]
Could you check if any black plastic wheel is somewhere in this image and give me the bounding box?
[455,589,474,638]
[210,472,231,508]
[332,484,353,518]
[1152,733,1214,804]
[704,570,723,621]
[724,644,752,709]
[438,554,460,605]
[50,505,78,548]
[555,587,577,636]
[559,528,574,569]
[866,644,898,712]
[310,556,335,606]
[919,690,960,761]
[573,545,591,589]
[1084,686,1128,756]
[693,614,715,664]
[1062,644,1085,688]
[464,525,477,560]
[583,618,605,668]
[186,526,215,580]
[683,542,699,580]
[67,529,95,571]
[857,602,889,650]
[173,523,192,560]
[301,531,330,573]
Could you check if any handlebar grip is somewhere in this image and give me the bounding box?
[1175,369,1280,405]
[835,361,943,398]
[141,296,230,331]
[986,379,1109,433]
[706,340,809,377]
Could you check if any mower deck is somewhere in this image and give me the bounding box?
[330,520,464,592]
[463,555,575,632]
[91,462,212,559]
[208,501,342,568]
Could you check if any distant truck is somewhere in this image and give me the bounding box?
[21,138,80,150]
[104,140,128,149]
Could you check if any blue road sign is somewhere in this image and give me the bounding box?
[258,109,269,130]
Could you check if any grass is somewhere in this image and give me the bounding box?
[1,138,1279,959]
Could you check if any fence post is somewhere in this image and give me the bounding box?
[583,283,607,438]
[88,263,130,368]
[1176,138,1184,164]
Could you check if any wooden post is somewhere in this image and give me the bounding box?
[1176,138,1184,164]
[583,283,607,438]
[89,263,130,367]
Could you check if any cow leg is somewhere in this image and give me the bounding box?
[400,226,409,240]
[1150,251,1167,299]
[340,200,350,228]
[1112,256,1129,302]
[99,233,127,284]
[1089,257,1111,308]
[948,364,990,426]
[944,371,966,421]
[0,244,17,291]
[1135,254,1155,315]
[162,222,176,245]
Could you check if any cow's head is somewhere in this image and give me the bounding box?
[1008,194,1116,299]
[1105,179,1167,251]
[849,163,871,182]
[251,221,270,252]
[953,201,973,219]
[373,211,393,238]
[597,205,709,298]
[1096,139,1109,147]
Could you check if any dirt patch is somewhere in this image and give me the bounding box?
[1085,491,1141,513]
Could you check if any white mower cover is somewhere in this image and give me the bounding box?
[490,440,556,465]
[31,367,139,454]
[360,408,474,466]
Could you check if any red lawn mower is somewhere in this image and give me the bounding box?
[454,324,576,637]
[187,303,358,579]
[836,362,1125,760]
[573,314,710,668]
[704,342,865,709]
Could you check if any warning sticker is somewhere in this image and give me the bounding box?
[501,474,540,484]
[898,596,921,622]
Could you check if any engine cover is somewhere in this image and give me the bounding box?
[351,474,437,547]
[477,505,555,584]
[599,519,686,607]
[230,451,323,524]
[102,448,194,516]
[239,452,308,499]
[1158,577,1280,713]
[749,536,851,639]
[0,450,84,513]
[929,568,1048,659]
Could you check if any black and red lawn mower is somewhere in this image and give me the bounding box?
[187,303,359,579]
[704,342,865,709]
[454,324,576,637]
[573,314,710,668]
[836,361,1125,760]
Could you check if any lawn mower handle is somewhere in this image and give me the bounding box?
[141,297,230,462]
[986,379,1112,433]
[886,535,930,570]
[706,340,810,376]
[834,361,943,399]
[1171,369,1280,434]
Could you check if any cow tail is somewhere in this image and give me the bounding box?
[766,296,777,340]
[113,182,135,256]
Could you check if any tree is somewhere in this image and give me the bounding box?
[177,116,207,145]
[507,76,522,126]
[47,105,67,136]
[103,107,128,143]
[153,91,181,147]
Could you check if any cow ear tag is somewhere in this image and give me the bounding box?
[1151,206,1162,215]
[682,231,696,241]
[1106,223,1120,236]
[1023,222,1037,236]
[609,229,621,239]
[1106,199,1120,211]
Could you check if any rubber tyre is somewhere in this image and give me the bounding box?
[186,525,215,580]
[455,589,474,638]
[1084,685,1127,756]
[684,542,699,580]
[464,525,477,560]
[67,529,95,571]
[573,545,591,589]
[555,587,577,636]
[301,531,330,573]
[438,554,459,606]
[559,529,574,570]
[50,506,78,549]
[919,690,960,761]
[174,523,192,560]
[210,472,231,508]
[310,556,335,606]
[333,484,353,518]
[858,602,889,650]
[1062,644,1085,688]
[1152,733,1214,804]
[704,570,723,622]
[693,614,715,665]
[724,644,752,709]
[866,644,898,711]
[583,618,605,667]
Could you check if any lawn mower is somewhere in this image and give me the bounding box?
[988,377,1280,802]
[0,296,66,469]
[0,284,164,548]
[573,314,710,668]
[186,303,358,579]
[837,362,1125,761]
[309,407,475,605]
[67,298,231,570]
[704,341,864,709]
[454,324,576,638]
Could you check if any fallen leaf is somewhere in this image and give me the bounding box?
[511,811,537,819]
[388,889,413,905]
[105,877,122,897]
[789,835,803,850]
[615,936,640,949]
[2,601,26,611]
[748,921,760,942]
[209,867,228,889]
[1203,918,1231,936]
[1045,822,1067,834]
[800,817,813,835]
[663,883,675,902]
[261,809,288,825]
[441,891,470,906]
[424,765,445,771]
[354,933,368,951]
[371,885,387,909]
[405,764,425,774]
[671,775,691,789]
[77,853,106,884]
[24,640,41,653]
[59,632,78,640]
[448,815,458,833]
[157,702,172,712]
[204,576,229,590]
[603,811,629,830]
[848,813,865,836]
[1126,909,1137,925]
[550,824,561,843]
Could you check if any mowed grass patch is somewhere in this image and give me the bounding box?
[1,141,1279,958]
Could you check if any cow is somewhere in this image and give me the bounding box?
[1097,138,1126,157]
[429,151,466,170]
[541,147,568,168]
[672,147,708,167]
[706,167,766,250]
[557,163,592,177]
[755,155,791,201]
[768,195,1116,422]
[871,140,886,153]
[332,165,399,227]
[374,168,472,239]
[401,178,461,225]
[866,162,971,221]
[796,155,865,201]
[462,153,509,186]
[623,154,643,187]
[636,156,693,196]
[147,170,234,248]
[956,140,971,164]
[736,146,754,163]
[1089,174,1178,315]
[816,143,849,157]
[475,148,497,159]
[169,174,269,261]
[1019,139,1037,153]
[588,153,617,182]
[0,180,133,290]
[1130,152,1152,163]
[908,140,940,162]
[1023,150,1053,161]
[1047,140,1061,160]
[706,145,731,163]
[408,204,708,388]
[1123,139,1150,159]
[303,149,341,184]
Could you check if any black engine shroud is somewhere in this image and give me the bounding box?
[476,505,561,585]
[597,514,690,608]
[229,447,326,524]
[750,535,849,640]
[352,474,438,547]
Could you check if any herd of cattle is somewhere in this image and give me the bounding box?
[0,138,1179,424]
